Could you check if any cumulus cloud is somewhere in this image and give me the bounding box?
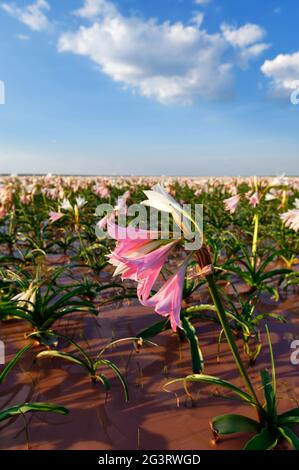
[261,52,299,98]
[58,0,268,105]
[221,23,270,65]
[1,0,50,31]
[221,23,265,48]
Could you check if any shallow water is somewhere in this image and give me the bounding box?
[1,283,299,450]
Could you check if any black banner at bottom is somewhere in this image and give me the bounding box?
[0,450,297,467]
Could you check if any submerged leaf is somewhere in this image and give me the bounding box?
[212,413,261,436]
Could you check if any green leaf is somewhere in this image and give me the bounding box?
[260,268,292,282]
[94,374,111,392]
[278,407,299,426]
[260,369,275,418]
[244,427,278,450]
[0,403,69,422]
[35,350,91,372]
[0,343,33,384]
[253,313,286,325]
[40,330,94,370]
[260,285,279,301]
[137,318,171,340]
[165,374,255,405]
[256,250,284,277]
[212,414,261,436]
[41,305,96,329]
[46,286,93,315]
[265,325,276,395]
[184,304,217,314]
[181,316,204,373]
[278,426,299,450]
[96,359,129,402]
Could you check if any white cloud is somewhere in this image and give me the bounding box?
[16,33,30,40]
[239,42,270,65]
[74,0,117,19]
[194,0,211,5]
[191,12,204,28]
[1,0,50,31]
[58,0,268,105]
[221,23,270,66]
[261,52,299,97]
[221,23,266,48]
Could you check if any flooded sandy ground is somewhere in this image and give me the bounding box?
[1,275,299,450]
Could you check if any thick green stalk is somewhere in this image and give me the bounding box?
[251,212,259,268]
[206,273,262,414]
[181,315,204,373]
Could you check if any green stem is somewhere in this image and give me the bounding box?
[251,212,259,268]
[181,315,204,373]
[77,229,91,266]
[206,274,263,416]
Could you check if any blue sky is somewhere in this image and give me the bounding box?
[0,0,298,176]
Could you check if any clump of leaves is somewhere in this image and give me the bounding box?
[165,326,299,450]
[0,345,68,433]
[34,334,132,401]
[0,282,97,346]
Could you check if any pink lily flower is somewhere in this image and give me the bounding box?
[223,194,240,214]
[107,220,178,299]
[105,185,203,332]
[49,211,64,223]
[0,208,7,218]
[248,192,259,208]
[280,203,299,232]
[141,262,188,331]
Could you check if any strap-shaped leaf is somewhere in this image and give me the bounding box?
[0,343,33,384]
[278,407,299,426]
[184,304,217,314]
[244,427,278,450]
[259,268,292,282]
[265,325,276,395]
[253,313,286,325]
[256,249,285,277]
[278,426,299,450]
[35,350,91,372]
[212,413,261,436]
[0,403,69,422]
[260,369,275,417]
[137,318,171,340]
[96,359,129,402]
[165,374,255,405]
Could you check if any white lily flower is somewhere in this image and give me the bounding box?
[141,184,193,238]
[75,196,87,209]
[271,174,288,187]
[12,284,36,311]
[60,198,73,211]
[265,190,277,201]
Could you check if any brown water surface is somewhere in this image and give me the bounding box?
[0,283,299,450]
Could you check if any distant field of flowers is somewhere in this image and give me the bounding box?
[0,175,298,450]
